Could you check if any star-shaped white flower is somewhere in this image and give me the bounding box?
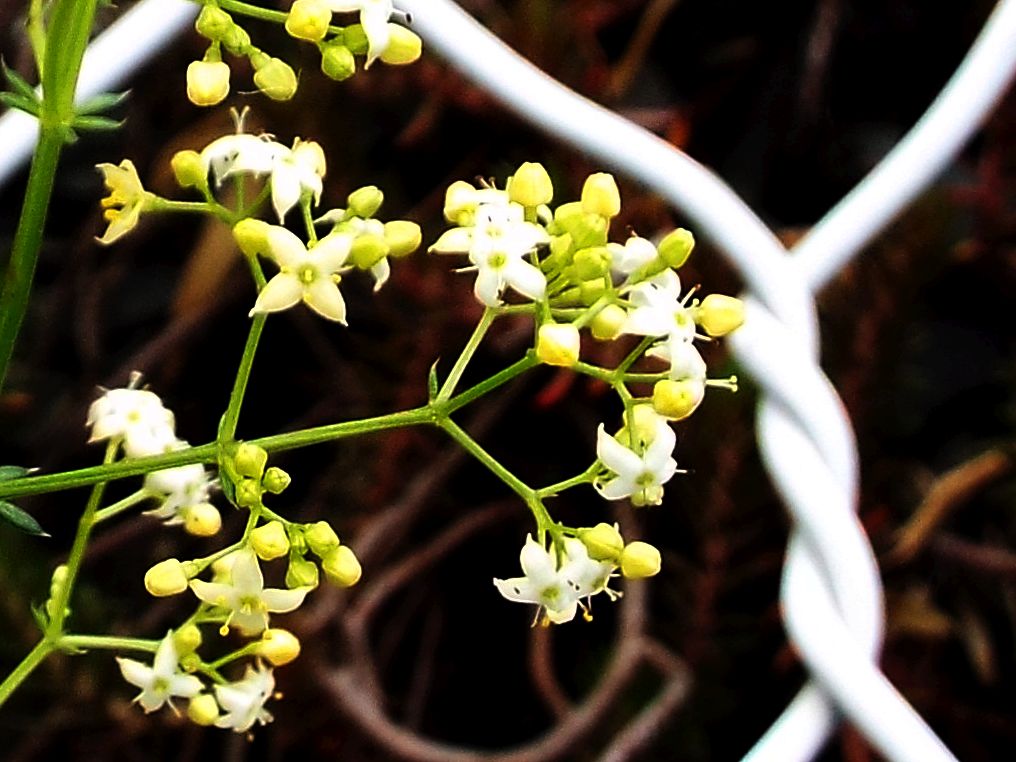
[608,235,658,277]
[250,225,353,323]
[646,335,707,382]
[144,462,215,523]
[116,633,203,713]
[595,416,678,507]
[190,549,310,635]
[623,269,697,342]
[326,0,395,66]
[96,160,155,244]
[214,662,275,732]
[558,537,619,601]
[86,387,178,458]
[493,535,579,624]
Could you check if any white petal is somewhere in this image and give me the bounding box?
[251,274,303,316]
[168,673,204,699]
[369,257,391,291]
[303,279,348,323]
[503,259,546,302]
[429,227,473,253]
[473,267,504,307]
[265,226,309,269]
[595,425,643,479]
[117,657,154,691]
[545,600,578,624]
[493,576,541,604]
[260,586,310,613]
[644,422,677,475]
[624,305,673,337]
[361,4,393,66]
[189,579,236,608]
[152,634,179,678]
[596,475,636,501]
[312,232,353,272]
[271,165,303,222]
[519,535,556,583]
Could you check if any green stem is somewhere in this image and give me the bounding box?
[149,197,235,223]
[46,440,117,637]
[442,352,537,413]
[219,313,267,442]
[0,640,53,709]
[252,406,433,452]
[437,417,536,505]
[93,489,150,524]
[536,463,599,498]
[436,307,497,402]
[59,635,158,653]
[302,201,318,244]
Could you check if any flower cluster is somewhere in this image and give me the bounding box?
[184,1,421,107]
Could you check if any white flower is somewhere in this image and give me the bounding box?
[250,225,353,323]
[493,535,578,624]
[608,235,658,276]
[200,134,326,222]
[214,662,275,732]
[190,549,310,635]
[326,0,395,66]
[558,537,619,602]
[594,416,678,507]
[431,198,548,307]
[86,387,177,458]
[96,160,155,244]
[144,462,215,524]
[623,269,697,343]
[646,337,707,382]
[116,633,203,713]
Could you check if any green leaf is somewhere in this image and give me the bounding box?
[0,499,49,536]
[0,465,33,482]
[70,114,124,132]
[428,360,440,401]
[2,60,40,102]
[76,89,129,115]
[0,92,41,117]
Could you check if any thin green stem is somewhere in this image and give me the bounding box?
[59,635,158,653]
[149,197,235,223]
[219,313,267,442]
[436,308,497,402]
[94,489,150,524]
[443,352,537,414]
[0,640,53,709]
[251,406,433,452]
[302,201,318,244]
[46,441,117,637]
[536,462,600,498]
[436,417,533,502]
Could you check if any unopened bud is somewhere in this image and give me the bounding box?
[578,523,624,561]
[233,218,273,258]
[590,304,627,341]
[349,234,390,269]
[696,294,745,337]
[171,150,207,191]
[186,60,231,107]
[658,228,694,269]
[286,556,320,589]
[173,624,203,656]
[304,520,340,557]
[258,628,301,666]
[188,694,220,726]
[322,545,362,587]
[379,24,422,65]
[263,466,291,494]
[285,0,331,42]
[652,378,705,421]
[234,442,268,478]
[536,322,580,367]
[508,162,553,207]
[581,173,621,217]
[443,180,478,223]
[572,247,612,280]
[251,521,291,561]
[620,541,662,579]
[347,185,384,218]
[253,57,297,101]
[321,43,356,81]
[144,558,190,597]
[235,477,261,508]
[183,503,222,537]
[383,220,422,258]
[195,5,233,41]
[221,24,251,54]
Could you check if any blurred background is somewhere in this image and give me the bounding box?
[0,0,1013,759]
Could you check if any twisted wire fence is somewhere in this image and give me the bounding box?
[2,1,1014,759]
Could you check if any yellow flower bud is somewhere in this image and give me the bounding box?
[696,293,745,337]
[221,24,251,55]
[187,694,220,726]
[383,220,422,258]
[347,185,384,218]
[251,520,291,561]
[658,228,694,269]
[620,404,662,449]
[652,379,705,421]
[233,442,268,478]
[321,43,356,81]
[322,545,362,587]
[379,24,423,65]
[171,149,207,191]
[233,218,273,258]
[195,5,233,41]
[590,304,627,341]
[183,502,222,537]
[258,628,302,666]
[285,0,331,41]
[349,234,390,269]
[263,466,291,494]
[186,60,230,107]
[173,624,203,656]
[144,558,190,597]
[578,523,624,561]
[253,57,298,101]
[572,246,611,280]
[579,279,606,306]
[620,541,661,579]
[304,520,340,557]
[50,564,68,595]
[286,556,320,589]
[508,162,553,207]
[235,477,262,508]
[536,322,581,367]
[443,180,478,223]
[580,173,621,217]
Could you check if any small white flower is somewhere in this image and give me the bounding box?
[144,462,215,524]
[190,549,310,635]
[595,417,678,507]
[116,633,203,713]
[646,337,707,382]
[96,160,155,244]
[214,662,275,732]
[623,269,697,343]
[608,235,658,276]
[326,0,395,66]
[250,225,353,323]
[494,535,578,623]
[200,133,285,184]
[558,537,619,602]
[86,387,177,458]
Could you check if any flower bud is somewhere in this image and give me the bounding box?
[187,694,220,726]
[195,5,233,40]
[235,477,262,508]
[258,628,302,666]
[620,541,662,579]
[50,564,68,596]
[696,294,745,337]
[342,24,369,54]
[652,378,705,421]
[171,149,207,191]
[234,442,268,478]
[443,180,478,223]
[579,523,624,561]
[304,520,340,557]
[621,404,664,449]
[322,545,362,587]
[349,234,390,269]
[263,466,291,494]
[572,246,612,280]
[558,209,608,250]
[286,556,320,589]
[579,279,606,305]
[383,220,422,258]
[379,24,423,65]
[144,558,190,597]
[173,624,203,656]
[590,304,627,341]
[233,218,273,258]
[253,57,298,101]
[321,43,356,81]
[658,228,694,269]
[581,173,621,218]
[186,59,230,107]
[285,0,332,42]
[221,24,251,54]
[508,162,553,207]
[536,322,580,367]
[251,521,291,561]
[347,185,384,218]
[211,552,238,581]
[183,502,222,537]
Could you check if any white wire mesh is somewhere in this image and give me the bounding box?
[2,0,1014,758]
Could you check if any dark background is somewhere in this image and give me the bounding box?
[0,1,1013,759]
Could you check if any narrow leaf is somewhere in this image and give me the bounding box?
[0,500,49,536]
[428,360,440,400]
[1,60,39,102]
[0,92,41,117]
[76,90,129,115]
[71,114,124,132]
[0,465,31,482]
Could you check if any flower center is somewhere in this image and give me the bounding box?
[297,264,319,285]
